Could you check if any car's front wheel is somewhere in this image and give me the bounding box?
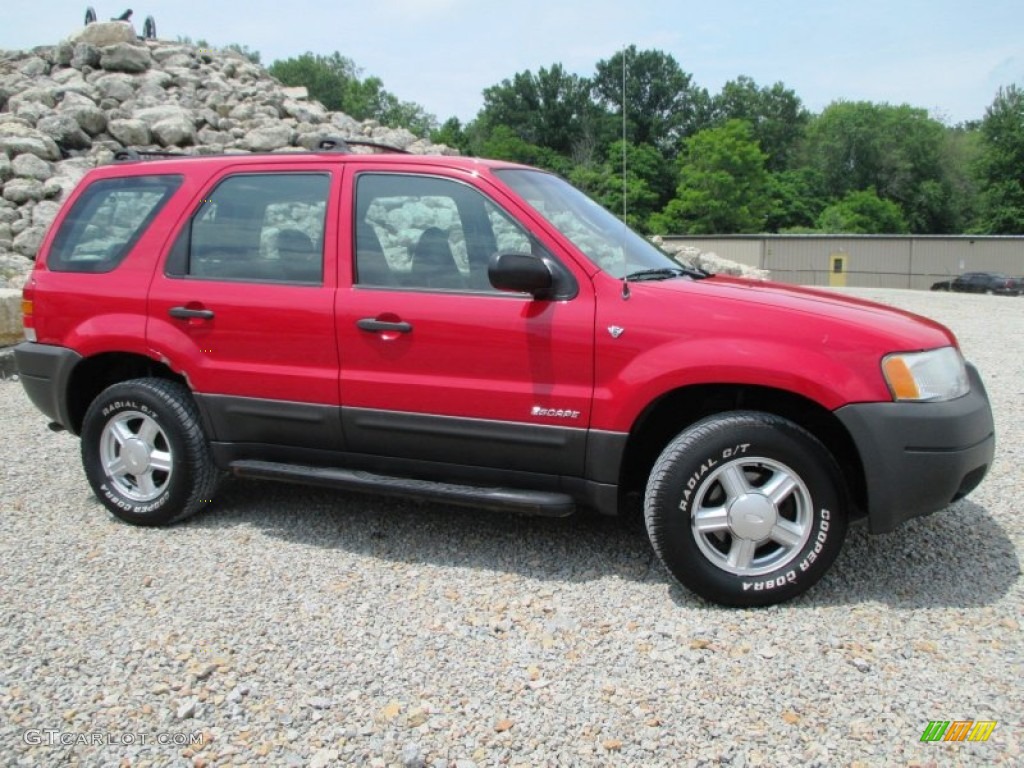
[644,411,848,606]
[81,378,219,526]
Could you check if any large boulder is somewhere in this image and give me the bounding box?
[151,116,195,147]
[0,124,61,162]
[99,43,152,73]
[3,179,46,204]
[69,21,137,47]
[12,154,53,182]
[57,92,107,136]
[241,124,293,152]
[107,118,151,146]
[36,114,93,151]
[70,43,101,70]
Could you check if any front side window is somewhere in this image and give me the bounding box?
[175,173,328,284]
[48,175,182,272]
[354,173,545,292]
[494,169,689,278]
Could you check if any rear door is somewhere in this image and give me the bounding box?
[147,166,343,450]
[335,167,595,477]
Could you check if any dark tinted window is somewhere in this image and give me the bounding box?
[179,173,329,284]
[354,173,538,292]
[48,175,182,272]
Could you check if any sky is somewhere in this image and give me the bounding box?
[2,0,1022,127]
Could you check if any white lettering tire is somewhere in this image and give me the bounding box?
[81,378,220,526]
[645,411,847,606]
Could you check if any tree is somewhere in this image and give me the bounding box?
[477,64,603,156]
[711,76,809,171]
[815,188,909,233]
[593,46,710,150]
[651,120,771,234]
[268,52,436,135]
[569,141,665,232]
[802,101,956,232]
[975,84,1024,233]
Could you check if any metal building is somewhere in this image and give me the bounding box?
[662,235,1024,290]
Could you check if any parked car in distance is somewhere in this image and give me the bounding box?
[930,279,951,291]
[950,272,1021,296]
[14,140,996,608]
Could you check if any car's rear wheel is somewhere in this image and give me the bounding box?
[81,378,219,526]
[644,411,848,607]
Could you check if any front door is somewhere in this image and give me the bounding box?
[335,169,595,477]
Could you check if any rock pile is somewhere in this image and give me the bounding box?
[653,238,771,280]
[0,21,454,289]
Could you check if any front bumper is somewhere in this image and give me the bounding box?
[13,342,82,432]
[835,363,995,534]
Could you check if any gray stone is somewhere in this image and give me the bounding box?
[99,43,152,73]
[107,119,151,147]
[58,93,107,136]
[151,117,195,147]
[70,21,138,47]
[0,203,18,225]
[0,223,11,245]
[150,45,193,63]
[55,41,74,67]
[8,87,58,111]
[71,43,101,70]
[3,180,45,204]
[31,201,61,229]
[197,127,230,146]
[94,73,136,103]
[139,69,173,89]
[241,124,293,151]
[0,156,10,182]
[283,100,327,124]
[0,124,61,162]
[11,155,52,182]
[36,114,93,151]
[281,86,309,101]
[0,288,25,345]
[19,57,50,78]
[134,105,193,127]
[13,226,45,258]
[42,179,63,199]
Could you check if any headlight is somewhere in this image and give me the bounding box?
[881,347,969,402]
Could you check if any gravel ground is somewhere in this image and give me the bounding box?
[1,288,1021,768]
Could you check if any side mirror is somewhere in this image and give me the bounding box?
[488,251,553,298]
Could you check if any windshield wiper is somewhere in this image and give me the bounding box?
[624,265,708,282]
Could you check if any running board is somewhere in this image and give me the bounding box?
[229,460,576,517]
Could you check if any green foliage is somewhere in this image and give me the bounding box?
[474,125,573,175]
[569,142,665,232]
[975,85,1024,233]
[815,188,909,233]
[651,120,771,234]
[711,76,809,171]
[593,46,710,150]
[478,65,601,156]
[268,52,435,135]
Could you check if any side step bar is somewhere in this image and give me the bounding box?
[229,460,576,517]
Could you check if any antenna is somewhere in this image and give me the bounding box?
[622,45,627,223]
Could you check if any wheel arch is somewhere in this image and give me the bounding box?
[66,352,188,435]
[619,384,867,519]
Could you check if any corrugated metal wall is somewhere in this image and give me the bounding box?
[663,235,1024,289]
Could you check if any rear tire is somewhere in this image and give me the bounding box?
[81,378,219,526]
[644,411,847,607]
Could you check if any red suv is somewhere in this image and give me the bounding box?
[14,144,995,606]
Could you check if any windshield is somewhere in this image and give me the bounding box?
[494,168,696,279]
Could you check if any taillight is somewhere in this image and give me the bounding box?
[21,282,36,342]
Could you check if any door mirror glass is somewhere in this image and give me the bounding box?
[488,251,553,298]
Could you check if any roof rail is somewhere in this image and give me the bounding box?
[316,137,410,155]
[113,148,190,163]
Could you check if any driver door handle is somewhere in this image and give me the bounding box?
[357,318,412,334]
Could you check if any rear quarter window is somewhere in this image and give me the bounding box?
[47,175,182,273]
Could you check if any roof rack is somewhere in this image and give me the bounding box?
[110,137,412,164]
[113,148,190,163]
[316,137,410,154]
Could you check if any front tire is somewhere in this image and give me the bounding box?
[81,378,219,526]
[644,411,847,607]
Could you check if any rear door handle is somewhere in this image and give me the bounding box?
[357,318,412,333]
[169,306,215,320]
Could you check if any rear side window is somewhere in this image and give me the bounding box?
[168,173,329,284]
[48,175,182,272]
